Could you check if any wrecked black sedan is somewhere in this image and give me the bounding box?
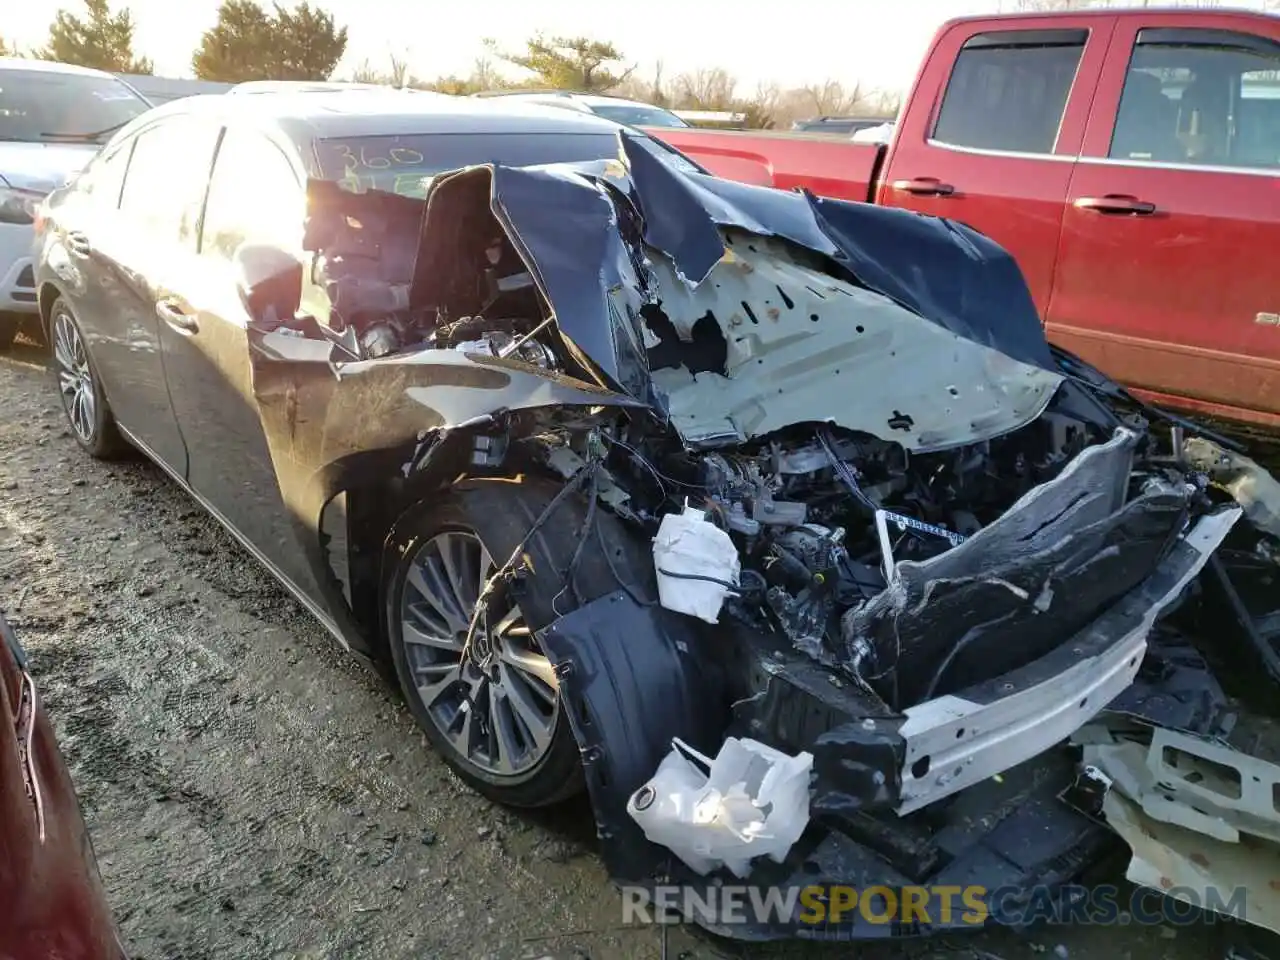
[32,92,1280,939]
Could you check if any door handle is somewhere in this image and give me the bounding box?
[891,177,956,197]
[1074,195,1156,216]
[156,299,198,333]
[66,230,91,256]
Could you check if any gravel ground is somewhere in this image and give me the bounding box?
[0,336,1273,960]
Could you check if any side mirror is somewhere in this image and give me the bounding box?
[232,242,303,324]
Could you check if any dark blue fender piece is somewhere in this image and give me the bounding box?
[538,590,728,883]
[617,134,1054,372]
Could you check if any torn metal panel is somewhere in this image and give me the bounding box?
[1102,791,1280,935]
[1078,705,1280,936]
[646,230,1065,452]
[892,506,1239,815]
[1081,724,1280,846]
[244,325,641,637]
[1184,436,1280,539]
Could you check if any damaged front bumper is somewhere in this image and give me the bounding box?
[540,504,1241,940]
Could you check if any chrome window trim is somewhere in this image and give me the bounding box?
[1080,155,1280,178]
[924,138,1077,163]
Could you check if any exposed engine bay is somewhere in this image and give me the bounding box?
[241,138,1280,941]
[287,166,1222,718]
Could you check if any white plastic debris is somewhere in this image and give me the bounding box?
[652,505,740,623]
[626,737,813,878]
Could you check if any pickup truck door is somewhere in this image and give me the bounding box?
[876,18,1114,316]
[1048,15,1280,429]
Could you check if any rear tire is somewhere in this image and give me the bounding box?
[48,298,128,460]
[385,475,655,807]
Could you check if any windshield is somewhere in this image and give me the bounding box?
[315,130,704,196]
[589,104,689,128]
[0,69,151,144]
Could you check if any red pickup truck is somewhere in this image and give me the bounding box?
[649,8,1280,431]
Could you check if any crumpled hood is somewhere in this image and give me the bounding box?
[0,141,98,192]
[419,132,1065,451]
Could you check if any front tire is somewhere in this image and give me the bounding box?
[48,298,128,460]
[385,476,655,808]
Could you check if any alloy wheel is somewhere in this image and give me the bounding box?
[399,530,560,778]
[53,312,96,444]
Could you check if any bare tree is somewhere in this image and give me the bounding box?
[349,51,410,86]
[870,89,904,118]
[1001,0,1092,10]
[386,51,409,88]
[1003,0,1223,7]
[673,67,739,108]
[744,80,782,129]
[649,60,667,105]
[803,78,869,116]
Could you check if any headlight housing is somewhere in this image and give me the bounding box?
[0,185,49,226]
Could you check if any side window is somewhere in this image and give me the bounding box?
[932,30,1088,155]
[118,119,220,242]
[1109,30,1280,170]
[79,141,133,209]
[199,127,304,260]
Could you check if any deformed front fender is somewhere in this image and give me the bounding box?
[244,330,644,644]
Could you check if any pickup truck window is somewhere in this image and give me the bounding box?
[932,30,1087,155]
[1110,30,1280,170]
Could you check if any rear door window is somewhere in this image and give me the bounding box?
[932,30,1088,154]
[1108,29,1280,169]
[118,118,220,243]
[199,127,304,259]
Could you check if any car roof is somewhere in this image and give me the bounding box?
[229,80,390,94]
[476,90,677,112]
[564,93,671,110]
[0,56,121,78]
[135,90,629,147]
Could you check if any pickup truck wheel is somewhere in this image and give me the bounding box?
[385,477,656,808]
[48,298,128,460]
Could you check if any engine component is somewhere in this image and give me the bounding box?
[653,505,741,624]
[438,316,558,370]
[359,316,406,359]
[767,585,834,660]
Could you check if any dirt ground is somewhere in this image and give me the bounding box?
[0,336,1272,960]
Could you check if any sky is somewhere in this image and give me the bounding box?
[9,0,1011,93]
[8,0,1277,93]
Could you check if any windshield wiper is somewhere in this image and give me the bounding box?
[39,118,133,143]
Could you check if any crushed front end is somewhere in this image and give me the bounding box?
[241,130,1280,941]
